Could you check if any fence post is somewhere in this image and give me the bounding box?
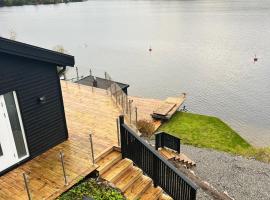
[59,151,68,186]
[155,134,159,151]
[116,118,120,147]
[178,139,181,154]
[153,155,158,187]
[89,134,95,165]
[23,173,32,200]
[119,115,125,158]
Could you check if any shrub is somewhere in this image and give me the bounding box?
[136,119,155,137]
[58,178,125,200]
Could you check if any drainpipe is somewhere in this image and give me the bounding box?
[58,66,67,79]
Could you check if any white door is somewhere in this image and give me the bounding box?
[0,92,29,172]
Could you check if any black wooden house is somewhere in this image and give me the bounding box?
[0,37,74,175]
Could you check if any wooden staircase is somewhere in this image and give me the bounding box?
[158,148,196,168]
[96,147,173,200]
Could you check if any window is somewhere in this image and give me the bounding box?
[4,92,27,159]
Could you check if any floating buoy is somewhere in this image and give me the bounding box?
[254,54,258,62]
[149,46,152,52]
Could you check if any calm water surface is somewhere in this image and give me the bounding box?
[0,0,270,146]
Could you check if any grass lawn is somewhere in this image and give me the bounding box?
[159,112,270,163]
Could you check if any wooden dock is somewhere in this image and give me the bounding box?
[130,94,186,130]
[152,95,186,120]
[0,81,121,200]
[129,96,164,130]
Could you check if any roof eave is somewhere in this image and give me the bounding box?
[0,37,75,67]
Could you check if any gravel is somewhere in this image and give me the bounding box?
[181,145,270,200]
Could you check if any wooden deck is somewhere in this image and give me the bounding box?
[0,81,185,200]
[0,81,121,200]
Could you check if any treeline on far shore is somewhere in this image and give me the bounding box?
[0,0,84,7]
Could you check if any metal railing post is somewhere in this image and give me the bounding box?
[76,66,79,81]
[59,151,68,186]
[128,100,132,124]
[89,134,95,165]
[135,107,138,129]
[126,96,128,114]
[23,173,32,200]
[116,118,120,147]
[105,72,109,95]
[121,94,124,113]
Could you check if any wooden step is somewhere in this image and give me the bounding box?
[113,166,143,192]
[140,185,163,200]
[176,153,196,167]
[159,194,173,200]
[124,176,152,200]
[101,159,133,182]
[159,148,196,168]
[96,150,122,175]
[158,148,176,160]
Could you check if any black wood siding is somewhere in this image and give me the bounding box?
[0,52,68,160]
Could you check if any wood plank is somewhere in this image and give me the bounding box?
[153,103,176,116]
[140,186,163,200]
[113,167,142,192]
[124,176,152,200]
[101,159,132,182]
[97,151,122,175]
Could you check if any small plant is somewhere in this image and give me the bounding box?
[57,178,125,200]
[136,119,155,138]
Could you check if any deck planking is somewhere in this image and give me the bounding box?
[0,81,121,200]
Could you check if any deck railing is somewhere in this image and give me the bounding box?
[119,116,197,200]
[105,72,138,130]
[155,132,181,154]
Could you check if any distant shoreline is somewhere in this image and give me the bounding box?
[0,0,84,7]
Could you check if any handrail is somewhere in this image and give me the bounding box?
[122,123,198,190]
[155,131,181,153]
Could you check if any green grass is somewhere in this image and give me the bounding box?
[160,112,252,155]
[57,178,125,200]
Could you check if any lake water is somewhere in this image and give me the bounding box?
[0,0,270,147]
